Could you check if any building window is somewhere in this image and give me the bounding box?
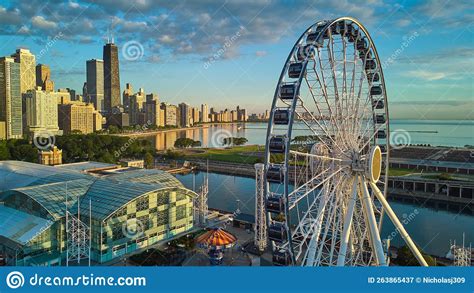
[157,193,168,206]
[157,210,167,226]
[112,224,123,241]
[136,196,149,211]
[176,205,187,221]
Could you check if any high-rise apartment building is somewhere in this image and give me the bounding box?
[103,42,120,113]
[122,83,133,112]
[145,93,162,127]
[12,48,36,94]
[178,102,191,127]
[201,104,209,122]
[86,59,104,112]
[22,87,60,138]
[161,103,177,127]
[58,102,95,134]
[0,57,22,139]
[35,64,54,92]
[192,107,199,125]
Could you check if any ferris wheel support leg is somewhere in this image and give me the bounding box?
[337,175,359,266]
[369,182,429,267]
[360,177,387,266]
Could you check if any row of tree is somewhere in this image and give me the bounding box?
[0,134,156,165]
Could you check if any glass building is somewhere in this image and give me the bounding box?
[0,161,197,266]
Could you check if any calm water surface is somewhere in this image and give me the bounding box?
[143,120,473,150]
[176,171,473,257]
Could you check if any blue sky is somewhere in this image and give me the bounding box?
[0,0,472,119]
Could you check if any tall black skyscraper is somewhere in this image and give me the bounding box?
[103,42,120,113]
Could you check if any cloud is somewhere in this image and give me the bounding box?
[255,50,267,57]
[31,15,57,30]
[0,6,21,25]
[406,70,446,81]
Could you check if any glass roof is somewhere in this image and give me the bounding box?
[0,205,54,245]
[0,161,190,221]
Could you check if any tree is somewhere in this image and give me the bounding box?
[0,140,9,160]
[396,245,436,266]
[144,152,154,169]
[223,137,248,146]
[174,138,200,148]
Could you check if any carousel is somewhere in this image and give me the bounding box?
[195,228,237,265]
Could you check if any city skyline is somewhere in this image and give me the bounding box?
[0,0,471,120]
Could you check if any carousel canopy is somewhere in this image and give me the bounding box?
[195,228,237,249]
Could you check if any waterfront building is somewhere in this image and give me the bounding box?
[178,103,191,127]
[38,145,62,166]
[0,161,197,266]
[145,93,162,127]
[22,87,61,138]
[107,106,129,128]
[58,101,95,134]
[192,107,200,125]
[122,83,133,112]
[161,103,177,127]
[201,104,209,122]
[0,57,22,139]
[231,110,238,122]
[129,89,146,125]
[93,110,103,132]
[86,59,104,112]
[103,42,120,113]
[35,64,54,92]
[11,48,36,94]
[159,108,165,127]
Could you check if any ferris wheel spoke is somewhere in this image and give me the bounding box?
[369,181,429,266]
[288,166,345,210]
[359,175,387,266]
[289,149,351,164]
[358,122,387,153]
[294,107,349,156]
[305,61,346,143]
[303,174,344,265]
[336,175,359,266]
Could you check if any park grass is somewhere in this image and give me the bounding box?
[387,168,420,176]
[184,145,264,164]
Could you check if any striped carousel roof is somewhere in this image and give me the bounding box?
[195,228,237,249]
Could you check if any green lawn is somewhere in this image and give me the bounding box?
[184,145,264,164]
[387,168,420,176]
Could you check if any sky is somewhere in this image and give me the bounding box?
[0,0,472,120]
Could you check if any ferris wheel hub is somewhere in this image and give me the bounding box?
[366,146,382,182]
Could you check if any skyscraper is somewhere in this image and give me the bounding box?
[35,64,54,92]
[122,83,133,112]
[0,57,22,139]
[201,104,209,122]
[161,103,177,127]
[11,48,36,94]
[103,42,120,113]
[23,87,60,138]
[145,93,162,127]
[178,102,191,127]
[86,59,104,112]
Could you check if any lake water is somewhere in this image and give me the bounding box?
[143,120,473,150]
[175,171,473,257]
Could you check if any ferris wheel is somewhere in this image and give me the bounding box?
[263,17,428,266]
